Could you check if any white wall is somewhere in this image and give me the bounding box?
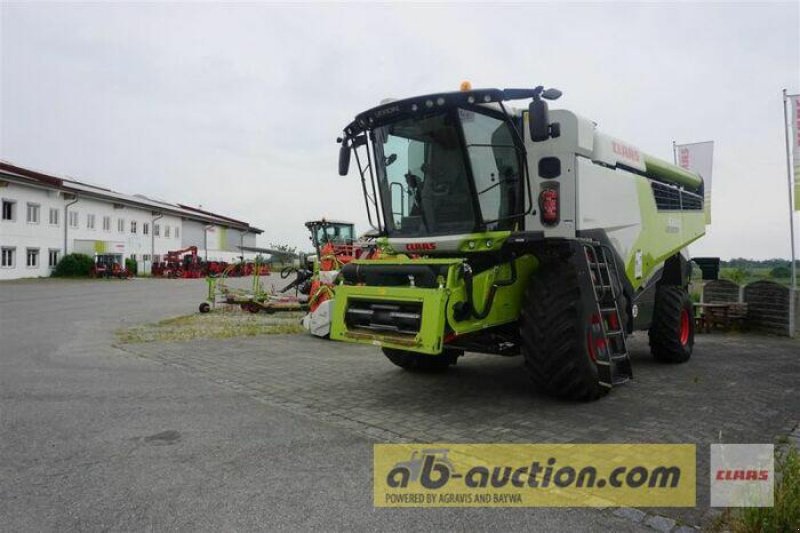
[64,197,184,262]
[0,182,64,279]
[181,220,257,263]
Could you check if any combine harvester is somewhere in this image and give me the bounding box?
[331,83,709,400]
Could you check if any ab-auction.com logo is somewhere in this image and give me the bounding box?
[386,448,681,493]
[374,443,697,507]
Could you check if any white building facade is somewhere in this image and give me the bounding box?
[0,162,262,280]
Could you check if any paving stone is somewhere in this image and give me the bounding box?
[612,507,646,522]
[121,331,800,530]
[644,514,677,532]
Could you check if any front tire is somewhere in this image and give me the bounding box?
[649,286,694,363]
[520,259,608,401]
[382,348,460,373]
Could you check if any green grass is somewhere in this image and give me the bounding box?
[714,445,800,532]
[116,309,305,343]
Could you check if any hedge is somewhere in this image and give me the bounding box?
[52,253,94,277]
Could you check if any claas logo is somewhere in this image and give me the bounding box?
[715,469,769,481]
[406,242,437,252]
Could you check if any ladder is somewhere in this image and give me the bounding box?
[583,243,633,388]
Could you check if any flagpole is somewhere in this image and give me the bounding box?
[783,89,797,338]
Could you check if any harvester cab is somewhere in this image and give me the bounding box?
[333,84,708,401]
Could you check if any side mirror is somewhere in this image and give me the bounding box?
[528,97,551,142]
[338,140,351,176]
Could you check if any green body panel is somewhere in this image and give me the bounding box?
[643,155,703,191]
[445,254,538,336]
[330,283,451,355]
[330,252,539,355]
[623,177,706,289]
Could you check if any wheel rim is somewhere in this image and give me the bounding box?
[586,314,605,362]
[679,308,690,346]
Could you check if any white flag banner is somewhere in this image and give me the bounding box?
[789,95,800,210]
[675,141,714,223]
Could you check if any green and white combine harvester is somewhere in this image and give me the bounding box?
[332,85,708,401]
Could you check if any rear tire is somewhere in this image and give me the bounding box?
[520,259,607,401]
[649,286,693,363]
[382,348,460,373]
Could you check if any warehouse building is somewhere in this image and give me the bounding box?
[0,161,262,280]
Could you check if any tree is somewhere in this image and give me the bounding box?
[770,265,791,279]
[269,243,298,257]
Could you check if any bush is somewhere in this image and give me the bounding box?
[770,265,792,279]
[125,258,138,276]
[53,253,94,277]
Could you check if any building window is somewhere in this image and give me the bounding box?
[130,253,136,261]
[1,247,15,267]
[103,216,111,231]
[143,222,149,235]
[26,203,40,223]
[49,208,60,225]
[87,213,96,229]
[69,211,79,228]
[117,218,125,233]
[175,227,180,239]
[165,225,171,238]
[26,248,39,268]
[154,224,160,237]
[1,199,15,221]
[130,221,137,234]
[153,254,161,263]
[48,249,59,267]
[143,254,151,261]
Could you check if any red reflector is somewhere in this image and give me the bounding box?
[540,188,559,225]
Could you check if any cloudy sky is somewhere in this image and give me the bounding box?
[2,2,798,258]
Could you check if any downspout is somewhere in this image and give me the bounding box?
[64,195,79,255]
[152,212,163,270]
[204,226,208,263]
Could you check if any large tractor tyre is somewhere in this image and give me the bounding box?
[648,286,694,363]
[520,261,607,402]
[382,348,460,373]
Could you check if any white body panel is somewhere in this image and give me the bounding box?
[303,299,332,337]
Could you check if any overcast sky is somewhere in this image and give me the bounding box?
[2,2,799,258]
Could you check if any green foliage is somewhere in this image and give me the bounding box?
[125,258,138,275]
[722,267,749,285]
[722,258,798,270]
[269,242,298,256]
[769,265,792,279]
[52,253,94,277]
[729,446,800,532]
